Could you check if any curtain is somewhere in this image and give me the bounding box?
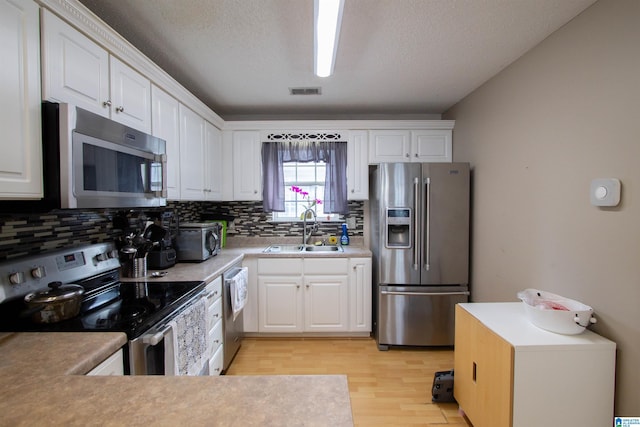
[262,140,348,214]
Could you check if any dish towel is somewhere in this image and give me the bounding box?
[230,267,249,321]
[169,297,208,376]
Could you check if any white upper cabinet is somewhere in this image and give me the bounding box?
[151,85,180,200]
[41,10,151,133]
[109,56,151,133]
[411,130,452,162]
[347,130,369,200]
[178,104,206,200]
[0,0,42,199]
[204,121,223,200]
[232,131,262,201]
[369,129,452,163]
[41,9,109,117]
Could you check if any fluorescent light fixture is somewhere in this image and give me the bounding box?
[314,0,344,77]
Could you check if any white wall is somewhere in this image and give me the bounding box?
[444,0,639,415]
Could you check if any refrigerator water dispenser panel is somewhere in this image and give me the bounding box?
[385,208,412,248]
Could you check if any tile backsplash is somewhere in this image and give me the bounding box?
[0,201,364,260]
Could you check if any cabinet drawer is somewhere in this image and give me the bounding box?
[304,258,348,275]
[207,297,222,331]
[209,345,224,376]
[208,318,223,358]
[258,258,303,275]
[205,276,222,302]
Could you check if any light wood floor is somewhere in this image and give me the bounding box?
[226,337,471,426]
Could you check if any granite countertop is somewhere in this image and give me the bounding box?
[122,237,371,285]
[0,332,354,426]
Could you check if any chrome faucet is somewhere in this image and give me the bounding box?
[302,208,318,245]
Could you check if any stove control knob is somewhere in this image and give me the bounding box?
[9,271,25,285]
[96,253,108,262]
[30,266,46,279]
[107,250,119,259]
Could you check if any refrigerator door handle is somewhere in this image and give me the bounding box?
[380,290,470,297]
[424,177,431,271]
[413,177,420,270]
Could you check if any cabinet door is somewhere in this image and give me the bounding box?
[86,349,124,376]
[304,275,349,332]
[110,56,151,133]
[347,130,369,200]
[204,121,223,200]
[349,258,372,332]
[151,85,180,200]
[368,130,410,163]
[232,131,262,200]
[178,104,205,200]
[412,130,452,162]
[0,0,42,199]
[454,306,513,427]
[258,276,303,332]
[41,9,109,117]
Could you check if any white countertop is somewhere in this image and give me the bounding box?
[459,302,616,351]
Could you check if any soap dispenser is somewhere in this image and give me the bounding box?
[340,223,350,246]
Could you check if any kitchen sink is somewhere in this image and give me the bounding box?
[303,245,343,252]
[263,244,305,253]
[263,244,343,253]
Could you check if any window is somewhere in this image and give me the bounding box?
[272,161,340,222]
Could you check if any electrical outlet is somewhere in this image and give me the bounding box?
[346,217,356,229]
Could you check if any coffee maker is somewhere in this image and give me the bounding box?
[145,211,177,269]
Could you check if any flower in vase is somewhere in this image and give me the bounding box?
[290,186,322,219]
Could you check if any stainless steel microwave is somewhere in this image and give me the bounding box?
[2,102,166,212]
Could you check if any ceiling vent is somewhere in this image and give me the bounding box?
[289,87,322,95]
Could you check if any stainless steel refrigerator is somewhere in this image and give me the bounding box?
[370,162,470,349]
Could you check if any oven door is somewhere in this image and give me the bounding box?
[128,295,210,376]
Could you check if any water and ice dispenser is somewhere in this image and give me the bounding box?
[385,208,412,248]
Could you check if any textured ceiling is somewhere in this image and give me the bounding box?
[77,0,597,120]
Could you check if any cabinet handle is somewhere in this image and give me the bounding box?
[296,285,300,289]
[115,106,124,113]
[254,190,258,194]
[472,361,477,383]
[405,153,410,158]
[103,100,112,108]
[414,153,419,157]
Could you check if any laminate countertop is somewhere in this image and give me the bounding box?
[0,332,354,426]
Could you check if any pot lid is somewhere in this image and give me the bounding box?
[24,281,84,304]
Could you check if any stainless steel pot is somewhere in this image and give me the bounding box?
[23,281,84,324]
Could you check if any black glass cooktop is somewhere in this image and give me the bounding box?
[0,275,205,339]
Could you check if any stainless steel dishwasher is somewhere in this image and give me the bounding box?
[222,262,244,372]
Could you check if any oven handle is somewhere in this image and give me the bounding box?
[142,323,173,346]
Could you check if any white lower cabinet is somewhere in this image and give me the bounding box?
[204,276,223,376]
[86,349,124,376]
[256,257,368,335]
[349,258,372,332]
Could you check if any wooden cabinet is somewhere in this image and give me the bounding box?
[232,131,262,201]
[41,10,151,133]
[178,104,206,200]
[454,303,616,427]
[0,0,42,200]
[369,129,452,163]
[151,85,180,199]
[347,130,369,200]
[86,349,124,376]
[204,276,223,376]
[349,258,372,332]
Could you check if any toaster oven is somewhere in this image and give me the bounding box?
[175,222,222,262]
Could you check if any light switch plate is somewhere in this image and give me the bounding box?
[590,178,620,206]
